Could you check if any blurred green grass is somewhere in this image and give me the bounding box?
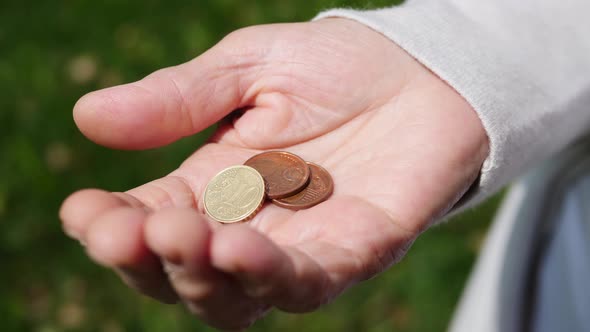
[0,1,501,331]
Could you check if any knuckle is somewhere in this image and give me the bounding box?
[164,265,218,302]
[243,281,277,299]
[175,281,216,301]
[219,25,265,46]
[214,26,274,68]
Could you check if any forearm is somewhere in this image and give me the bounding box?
[315,0,590,212]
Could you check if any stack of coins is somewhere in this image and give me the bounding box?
[203,151,334,223]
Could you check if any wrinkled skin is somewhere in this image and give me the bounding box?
[60,18,488,330]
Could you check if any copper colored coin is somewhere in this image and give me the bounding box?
[244,151,310,199]
[272,162,333,210]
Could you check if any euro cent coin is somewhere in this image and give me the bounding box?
[203,165,266,223]
[272,162,333,210]
[244,151,311,199]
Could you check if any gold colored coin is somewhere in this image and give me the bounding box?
[203,165,266,223]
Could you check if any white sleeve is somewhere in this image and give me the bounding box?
[315,0,590,211]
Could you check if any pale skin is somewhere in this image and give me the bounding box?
[59,18,489,330]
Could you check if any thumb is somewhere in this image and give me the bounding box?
[73,32,255,150]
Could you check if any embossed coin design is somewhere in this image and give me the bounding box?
[244,151,310,199]
[203,165,266,223]
[272,162,334,210]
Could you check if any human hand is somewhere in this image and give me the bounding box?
[60,18,488,330]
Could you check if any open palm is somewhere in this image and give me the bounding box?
[60,18,488,330]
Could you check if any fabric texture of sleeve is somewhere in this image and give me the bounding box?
[314,0,590,214]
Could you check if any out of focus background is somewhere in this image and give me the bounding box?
[0,1,502,331]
